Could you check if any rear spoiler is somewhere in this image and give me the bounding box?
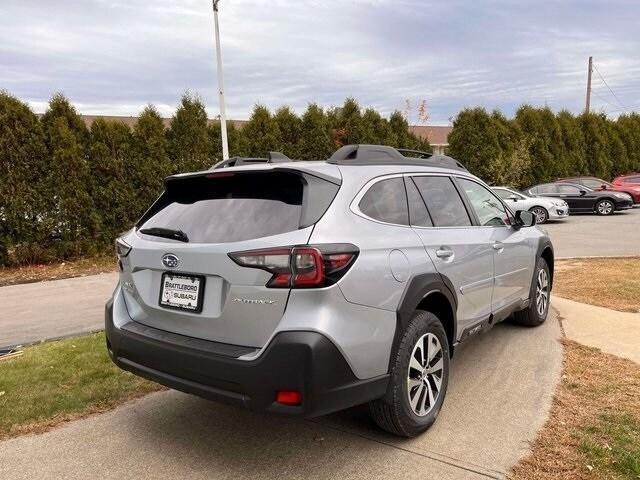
[211,151,292,169]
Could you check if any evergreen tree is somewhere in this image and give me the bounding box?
[333,98,364,146]
[360,108,391,145]
[228,121,250,157]
[556,110,586,176]
[297,103,333,160]
[606,121,629,177]
[514,105,561,183]
[131,105,172,216]
[0,91,48,264]
[617,113,640,174]
[242,105,280,157]
[273,106,301,158]
[579,112,613,179]
[489,110,531,186]
[89,119,135,244]
[40,93,97,258]
[448,107,503,181]
[167,93,211,172]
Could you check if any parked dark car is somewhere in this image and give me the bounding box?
[556,176,640,205]
[523,182,633,215]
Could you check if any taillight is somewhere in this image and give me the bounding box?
[229,244,358,288]
[115,238,131,258]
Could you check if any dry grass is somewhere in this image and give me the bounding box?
[0,255,116,287]
[510,340,640,480]
[554,258,640,312]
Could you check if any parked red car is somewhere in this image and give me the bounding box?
[556,176,640,205]
[612,174,640,186]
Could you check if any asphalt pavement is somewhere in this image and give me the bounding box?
[0,311,563,480]
[542,206,640,258]
[0,272,118,348]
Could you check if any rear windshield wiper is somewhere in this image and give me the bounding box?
[139,227,189,243]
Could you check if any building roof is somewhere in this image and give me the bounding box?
[408,125,453,146]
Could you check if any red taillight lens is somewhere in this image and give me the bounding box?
[276,390,302,406]
[229,244,358,289]
[292,247,324,287]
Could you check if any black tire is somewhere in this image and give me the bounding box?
[512,257,551,327]
[529,206,549,224]
[369,310,450,437]
[595,199,615,216]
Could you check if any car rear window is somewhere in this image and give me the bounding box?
[137,171,338,243]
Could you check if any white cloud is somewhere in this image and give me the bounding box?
[1,0,639,122]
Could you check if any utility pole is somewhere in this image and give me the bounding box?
[585,56,593,114]
[212,0,229,160]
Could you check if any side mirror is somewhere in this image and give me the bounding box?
[507,195,519,201]
[601,184,608,190]
[579,190,587,196]
[515,210,535,228]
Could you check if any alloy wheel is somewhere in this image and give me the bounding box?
[531,207,547,224]
[597,200,613,215]
[407,333,444,417]
[535,268,549,316]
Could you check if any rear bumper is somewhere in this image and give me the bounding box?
[105,299,388,417]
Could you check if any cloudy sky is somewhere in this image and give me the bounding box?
[1,0,639,124]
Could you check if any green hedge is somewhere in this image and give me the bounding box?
[448,106,640,188]
[0,92,428,266]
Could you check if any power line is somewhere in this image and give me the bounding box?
[592,63,627,111]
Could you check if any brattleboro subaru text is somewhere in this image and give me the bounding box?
[106,144,553,437]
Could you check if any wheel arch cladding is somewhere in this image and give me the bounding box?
[395,273,457,362]
[538,241,554,288]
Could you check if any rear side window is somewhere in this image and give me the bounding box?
[580,178,603,188]
[138,171,338,243]
[557,184,581,194]
[358,178,409,225]
[412,176,471,227]
[405,178,432,227]
[536,184,559,194]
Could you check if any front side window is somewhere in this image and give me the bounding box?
[494,188,522,200]
[412,176,471,227]
[457,178,510,226]
[358,177,409,225]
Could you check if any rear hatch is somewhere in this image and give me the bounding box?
[119,167,340,348]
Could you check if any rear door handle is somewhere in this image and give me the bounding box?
[493,242,504,252]
[435,248,454,259]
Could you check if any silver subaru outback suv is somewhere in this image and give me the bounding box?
[106,144,553,437]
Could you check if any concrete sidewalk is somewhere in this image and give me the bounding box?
[553,296,640,364]
[0,315,563,480]
[0,272,118,348]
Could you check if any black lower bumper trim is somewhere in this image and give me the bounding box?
[105,299,388,417]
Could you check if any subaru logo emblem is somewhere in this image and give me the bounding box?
[162,253,180,269]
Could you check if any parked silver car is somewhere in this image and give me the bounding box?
[106,145,554,437]
[492,186,569,224]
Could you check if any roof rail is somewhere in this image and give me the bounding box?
[327,144,467,171]
[211,151,292,169]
